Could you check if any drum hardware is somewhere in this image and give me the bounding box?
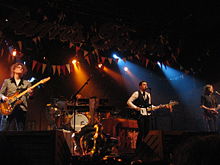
[71,113,89,132]
[73,123,118,157]
[46,97,115,131]
[45,103,62,130]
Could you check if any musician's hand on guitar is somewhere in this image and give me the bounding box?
[209,108,218,114]
[135,107,142,111]
[165,104,172,109]
[2,96,8,102]
[27,88,33,96]
[27,88,33,93]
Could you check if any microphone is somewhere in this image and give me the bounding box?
[215,91,220,96]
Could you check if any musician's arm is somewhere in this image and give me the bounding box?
[146,93,156,108]
[0,79,8,101]
[127,92,141,111]
[200,96,216,111]
[200,105,216,111]
[26,81,34,98]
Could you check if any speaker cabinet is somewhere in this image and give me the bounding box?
[0,130,72,165]
[143,130,217,162]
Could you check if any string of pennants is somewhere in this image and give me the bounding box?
[0,46,172,76]
[30,55,125,76]
[0,38,175,76]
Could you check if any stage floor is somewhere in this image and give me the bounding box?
[0,129,218,165]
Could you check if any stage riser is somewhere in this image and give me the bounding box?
[142,130,218,162]
[0,130,72,165]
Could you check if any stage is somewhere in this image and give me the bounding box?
[0,127,218,165]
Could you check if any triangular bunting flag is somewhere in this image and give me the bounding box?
[36,63,42,72]
[32,37,37,44]
[94,49,99,55]
[57,65,61,76]
[84,50,89,56]
[135,54,140,60]
[108,58,113,64]
[115,58,119,63]
[101,57,106,63]
[76,46,80,52]
[97,55,101,63]
[85,56,90,65]
[171,54,177,62]
[69,42,74,48]
[42,63,47,74]
[146,58,149,68]
[66,64,71,73]
[122,57,126,62]
[32,60,38,70]
[17,41,22,51]
[52,65,56,75]
[37,36,41,42]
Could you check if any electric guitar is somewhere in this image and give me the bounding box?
[204,104,220,116]
[139,100,179,116]
[0,77,51,115]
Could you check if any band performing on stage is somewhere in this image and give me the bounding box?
[1,62,220,165]
[0,63,179,156]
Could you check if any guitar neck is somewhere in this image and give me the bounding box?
[147,103,171,111]
[16,81,41,99]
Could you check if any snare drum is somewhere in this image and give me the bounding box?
[71,113,89,132]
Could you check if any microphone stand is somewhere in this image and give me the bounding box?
[70,75,92,132]
[149,88,157,130]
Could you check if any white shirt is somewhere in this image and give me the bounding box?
[127,90,151,109]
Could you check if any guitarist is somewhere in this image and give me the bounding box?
[127,80,154,155]
[200,84,219,132]
[0,62,33,131]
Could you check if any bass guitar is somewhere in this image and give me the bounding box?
[204,104,220,116]
[0,77,50,115]
[139,100,179,116]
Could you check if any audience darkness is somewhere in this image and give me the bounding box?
[173,135,220,165]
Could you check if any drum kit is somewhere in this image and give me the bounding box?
[45,96,118,157]
[45,97,89,131]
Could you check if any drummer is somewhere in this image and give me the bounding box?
[74,94,90,118]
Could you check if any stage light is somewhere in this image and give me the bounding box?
[113,54,119,59]
[98,63,103,68]
[157,61,161,67]
[72,59,77,64]
[12,49,17,56]
[29,77,36,82]
[124,67,128,72]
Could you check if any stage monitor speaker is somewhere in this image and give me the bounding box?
[0,130,72,165]
[142,130,218,162]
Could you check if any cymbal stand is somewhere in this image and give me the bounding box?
[70,75,92,131]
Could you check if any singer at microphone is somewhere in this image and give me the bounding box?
[127,80,154,153]
[201,84,219,132]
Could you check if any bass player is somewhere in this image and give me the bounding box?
[0,62,33,131]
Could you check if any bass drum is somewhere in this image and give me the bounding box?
[71,113,89,132]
